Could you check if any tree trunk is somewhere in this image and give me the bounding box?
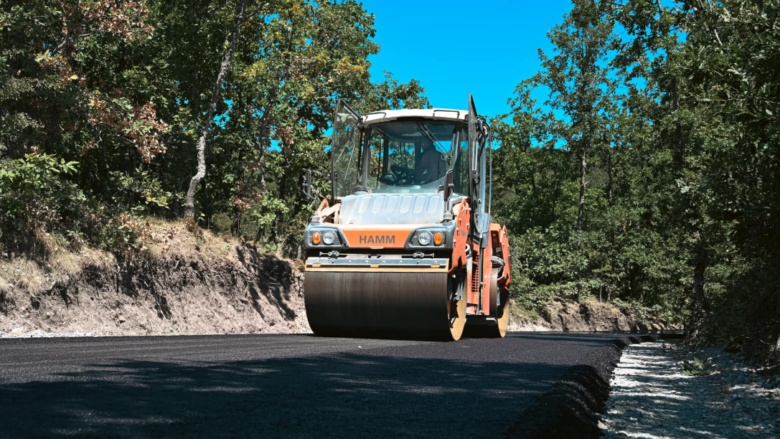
[231,143,250,237]
[273,159,288,244]
[775,333,780,358]
[693,227,708,310]
[252,133,270,244]
[576,145,587,305]
[576,148,587,232]
[688,226,709,338]
[253,160,269,244]
[607,147,613,205]
[249,63,289,241]
[231,205,242,237]
[230,168,254,238]
[183,0,248,218]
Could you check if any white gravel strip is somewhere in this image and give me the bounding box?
[0,328,94,338]
[600,341,780,438]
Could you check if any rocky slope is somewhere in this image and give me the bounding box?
[0,224,309,337]
[508,300,666,333]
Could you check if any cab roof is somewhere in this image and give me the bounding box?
[360,108,468,125]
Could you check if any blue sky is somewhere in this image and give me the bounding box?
[361,0,575,121]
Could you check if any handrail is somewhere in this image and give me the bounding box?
[362,111,387,122]
[432,109,460,119]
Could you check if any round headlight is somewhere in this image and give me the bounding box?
[323,231,336,245]
[418,231,432,246]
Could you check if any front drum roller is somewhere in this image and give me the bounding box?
[305,271,466,341]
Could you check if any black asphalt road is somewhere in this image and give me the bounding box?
[0,333,625,438]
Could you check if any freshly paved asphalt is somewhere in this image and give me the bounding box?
[0,333,625,438]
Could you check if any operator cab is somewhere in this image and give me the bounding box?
[332,108,473,197]
[329,99,490,226]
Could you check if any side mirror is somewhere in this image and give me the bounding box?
[443,170,454,201]
[302,169,313,200]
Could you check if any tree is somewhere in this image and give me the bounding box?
[494,0,621,304]
[0,0,429,258]
[183,0,248,218]
[539,0,619,237]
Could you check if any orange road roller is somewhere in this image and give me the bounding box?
[303,95,511,341]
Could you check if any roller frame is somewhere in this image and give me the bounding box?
[303,99,511,341]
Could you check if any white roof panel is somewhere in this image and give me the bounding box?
[360,108,467,125]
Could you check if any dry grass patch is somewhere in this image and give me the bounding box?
[510,301,540,321]
[0,258,46,293]
[128,218,246,265]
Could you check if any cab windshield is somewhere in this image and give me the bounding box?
[361,120,468,195]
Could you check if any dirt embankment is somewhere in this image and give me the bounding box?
[1,221,664,337]
[0,224,309,336]
[508,300,667,333]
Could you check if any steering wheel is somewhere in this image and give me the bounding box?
[390,165,414,185]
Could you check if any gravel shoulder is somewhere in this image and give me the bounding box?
[601,341,780,438]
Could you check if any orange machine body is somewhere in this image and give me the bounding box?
[308,198,511,319]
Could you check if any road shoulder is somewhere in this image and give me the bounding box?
[505,334,658,439]
[600,341,780,438]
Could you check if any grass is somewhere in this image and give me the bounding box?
[0,258,45,292]
[510,301,541,321]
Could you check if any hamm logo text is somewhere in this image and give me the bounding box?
[359,235,395,245]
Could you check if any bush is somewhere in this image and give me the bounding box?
[681,357,714,376]
[0,154,88,255]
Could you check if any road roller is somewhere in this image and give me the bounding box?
[302,95,511,341]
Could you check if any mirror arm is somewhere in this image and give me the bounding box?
[442,170,455,221]
[302,169,314,201]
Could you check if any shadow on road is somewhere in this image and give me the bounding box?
[0,350,577,438]
[0,333,638,438]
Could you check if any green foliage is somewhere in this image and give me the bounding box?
[491,0,780,362]
[682,357,714,377]
[95,214,139,251]
[0,154,80,217]
[109,167,173,214]
[0,154,88,252]
[0,0,429,258]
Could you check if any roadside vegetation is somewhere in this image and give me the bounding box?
[2,1,779,363]
[491,0,780,363]
[0,0,428,260]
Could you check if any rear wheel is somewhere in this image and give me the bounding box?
[495,279,509,338]
[448,297,466,341]
[462,268,509,338]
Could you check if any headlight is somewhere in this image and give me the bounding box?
[418,231,432,246]
[323,231,336,245]
[406,227,452,250]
